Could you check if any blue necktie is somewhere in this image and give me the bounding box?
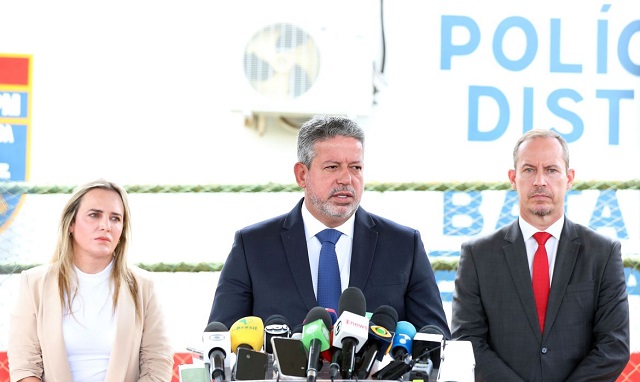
[316,228,342,312]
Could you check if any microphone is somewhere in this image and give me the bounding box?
[410,324,446,381]
[230,316,265,352]
[263,314,291,354]
[390,321,416,362]
[355,305,398,379]
[203,321,231,382]
[230,316,266,381]
[331,287,369,380]
[301,307,333,382]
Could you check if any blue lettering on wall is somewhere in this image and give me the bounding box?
[596,5,611,74]
[550,19,582,73]
[496,190,519,229]
[443,191,483,236]
[440,11,638,146]
[468,86,509,141]
[493,16,537,71]
[589,190,629,239]
[547,88,583,143]
[468,86,634,144]
[618,20,640,76]
[441,10,639,75]
[443,190,631,238]
[440,15,481,70]
[595,89,635,144]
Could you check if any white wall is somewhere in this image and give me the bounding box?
[0,0,638,187]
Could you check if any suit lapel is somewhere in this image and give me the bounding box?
[280,201,378,310]
[544,218,580,335]
[502,222,542,340]
[104,281,135,382]
[282,199,318,312]
[348,208,377,291]
[42,265,74,381]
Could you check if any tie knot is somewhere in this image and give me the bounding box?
[533,231,552,245]
[317,229,342,245]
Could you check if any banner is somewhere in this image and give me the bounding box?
[0,54,31,233]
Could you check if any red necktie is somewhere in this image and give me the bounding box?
[532,232,552,333]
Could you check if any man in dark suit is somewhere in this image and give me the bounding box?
[208,115,450,337]
[451,129,630,381]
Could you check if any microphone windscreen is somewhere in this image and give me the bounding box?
[393,321,416,342]
[302,307,332,352]
[305,307,333,330]
[338,287,366,316]
[202,321,231,363]
[418,324,446,336]
[370,305,398,331]
[205,321,228,332]
[265,314,290,327]
[391,321,416,358]
[230,316,265,352]
[394,321,416,339]
[414,324,445,369]
[264,314,291,354]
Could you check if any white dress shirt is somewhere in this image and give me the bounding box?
[301,203,355,299]
[519,216,564,283]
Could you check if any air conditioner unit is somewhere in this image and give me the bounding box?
[227,1,375,131]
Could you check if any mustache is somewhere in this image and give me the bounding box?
[528,187,552,198]
[329,187,356,197]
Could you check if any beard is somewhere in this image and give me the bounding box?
[307,186,360,221]
[530,205,553,216]
[527,187,553,216]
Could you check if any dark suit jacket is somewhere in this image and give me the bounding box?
[208,198,450,337]
[451,218,630,382]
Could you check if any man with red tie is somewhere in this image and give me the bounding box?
[451,129,630,382]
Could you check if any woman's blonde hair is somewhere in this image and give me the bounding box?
[51,179,140,320]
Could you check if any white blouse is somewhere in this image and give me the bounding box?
[62,261,117,382]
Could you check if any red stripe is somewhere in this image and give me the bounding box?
[0,57,30,86]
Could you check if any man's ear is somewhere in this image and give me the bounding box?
[294,162,308,188]
[508,169,517,190]
[566,168,575,190]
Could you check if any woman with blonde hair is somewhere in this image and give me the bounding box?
[8,179,173,381]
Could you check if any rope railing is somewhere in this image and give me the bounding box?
[2,257,640,274]
[1,180,639,194]
[2,180,638,275]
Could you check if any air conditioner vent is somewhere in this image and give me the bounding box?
[243,23,320,101]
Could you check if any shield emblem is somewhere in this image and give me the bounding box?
[0,54,31,233]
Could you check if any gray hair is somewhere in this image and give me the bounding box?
[512,129,570,171]
[297,115,365,167]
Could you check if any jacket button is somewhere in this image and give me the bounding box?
[541,347,548,354]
